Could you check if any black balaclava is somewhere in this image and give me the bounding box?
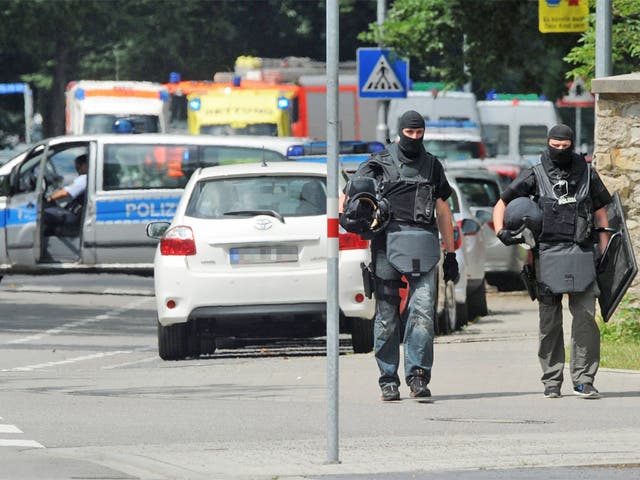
[397,110,426,161]
[547,124,574,168]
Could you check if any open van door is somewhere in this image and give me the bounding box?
[4,144,46,266]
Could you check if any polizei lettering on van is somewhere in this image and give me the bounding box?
[96,198,180,223]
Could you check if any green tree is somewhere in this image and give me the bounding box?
[0,0,377,136]
[564,0,640,83]
[360,0,583,100]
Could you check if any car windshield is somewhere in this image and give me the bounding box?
[519,125,548,156]
[185,175,327,219]
[455,177,501,207]
[84,114,160,134]
[424,139,481,160]
[200,123,278,136]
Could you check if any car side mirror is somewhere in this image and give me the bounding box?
[474,210,492,224]
[460,218,481,236]
[146,221,170,239]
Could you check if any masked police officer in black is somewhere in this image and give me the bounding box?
[493,124,612,399]
[341,110,458,401]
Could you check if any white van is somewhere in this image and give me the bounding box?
[387,89,481,139]
[65,80,170,135]
[477,98,560,165]
[0,134,307,280]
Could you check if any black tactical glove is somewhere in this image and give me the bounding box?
[497,228,524,246]
[443,252,459,283]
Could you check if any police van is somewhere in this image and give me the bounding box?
[477,95,560,165]
[0,134,307,280]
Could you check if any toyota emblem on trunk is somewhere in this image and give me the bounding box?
[254,218,273,230]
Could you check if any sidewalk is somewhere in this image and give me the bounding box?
[39,291,640,479]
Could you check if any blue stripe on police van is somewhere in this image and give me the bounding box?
[96,197,180,223]
[4,206,37,227]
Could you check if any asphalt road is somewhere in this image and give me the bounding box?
[0,275,639,479]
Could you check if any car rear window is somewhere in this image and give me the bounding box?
[455,177,501,207]
[185,175,327,219]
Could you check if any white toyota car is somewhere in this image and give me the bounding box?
[146,162,375,360]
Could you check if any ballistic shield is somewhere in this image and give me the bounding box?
[597,192,638,322]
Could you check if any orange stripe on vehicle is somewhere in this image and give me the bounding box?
[84,89,160,99]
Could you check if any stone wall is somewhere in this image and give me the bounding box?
[591,73,640,295]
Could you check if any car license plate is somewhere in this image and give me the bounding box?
[229,246,298,264]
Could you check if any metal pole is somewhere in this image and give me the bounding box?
[575,106,582,152]
[595,0,612,78]
[23,84,32,145]
[326,0,340,465]
[375,0,389,143]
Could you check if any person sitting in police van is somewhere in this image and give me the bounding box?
[43,153,88,236]
[493,124,612,400]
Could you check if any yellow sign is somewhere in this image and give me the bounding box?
[539,0,589,33]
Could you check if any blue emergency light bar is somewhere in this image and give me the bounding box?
[188,97,201,111]
[0,83,27,94]
[287,141,385,157]
[425,120,479,129]
[485,90,545,101]
[292,154,370,164]
[277,97,290,109]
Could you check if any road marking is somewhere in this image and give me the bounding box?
[5,298,152,345]
[0,424,22,433]
[1,350,133,372]
[0,439,44,448]
[102,354,158,370]
[0,417,44,448]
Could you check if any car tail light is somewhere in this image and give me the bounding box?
[339,232,369,250]
[160,225,197,256]
[453,224,462,250]
[487,221,495,231]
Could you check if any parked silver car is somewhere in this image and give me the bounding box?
[446,167,527,291]
[446,175,489,324]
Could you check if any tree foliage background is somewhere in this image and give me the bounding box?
[0,0,637,138]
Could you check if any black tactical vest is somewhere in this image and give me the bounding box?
[367,143,436,226]
[533,160,594,245]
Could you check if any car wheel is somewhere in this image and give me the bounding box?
[468,279,488,317]
[350,317,374,354]
[455,302,468,329]
[157,320,188,360]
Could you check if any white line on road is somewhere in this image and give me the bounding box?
[0,350,133,372]
[0,439,44,448]
[102,355,158,370]
[0,424,22,433]
[5,297,152,345]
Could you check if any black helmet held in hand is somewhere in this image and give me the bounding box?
[502,196,543,248]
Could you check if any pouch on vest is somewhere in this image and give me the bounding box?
[386,229,439,275]
[538,242,596,294]
[539,197,575,242]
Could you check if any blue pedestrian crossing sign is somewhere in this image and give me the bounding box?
[357,48,409,99]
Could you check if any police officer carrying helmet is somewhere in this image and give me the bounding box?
[493,124,612,399]
[340,110,458,401]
